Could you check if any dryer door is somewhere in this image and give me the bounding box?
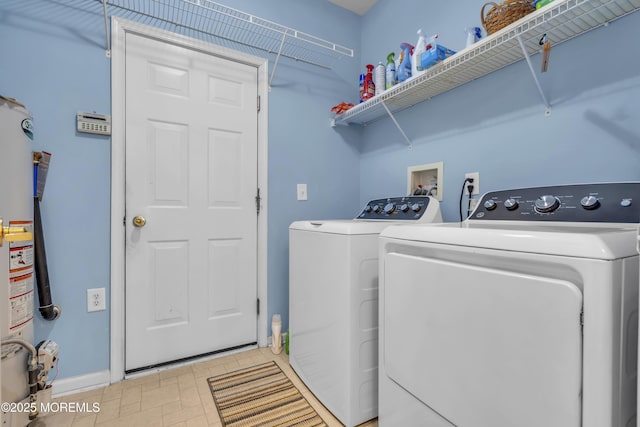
[383,253,582,427]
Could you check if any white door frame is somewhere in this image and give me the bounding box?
[110,17,269,383]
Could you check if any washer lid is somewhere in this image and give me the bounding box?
[380,222,638,260]
[289,220,400,235]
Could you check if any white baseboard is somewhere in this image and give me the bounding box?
[51,370,110,398]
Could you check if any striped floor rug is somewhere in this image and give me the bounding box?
[207,361,327,427]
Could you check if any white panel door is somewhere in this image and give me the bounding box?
[383,253,583,427]
[124,32,258,371]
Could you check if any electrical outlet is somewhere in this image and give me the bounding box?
[464,172,480,195]
[87,288,106,312]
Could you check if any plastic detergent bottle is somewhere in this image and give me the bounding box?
[285,329,290,355]
[421,33,439,71]
[396,43,414,82]
[412,29,427,76]
[385,52,396,89]
[362,64,375,100]
[465,26,483,47]
[375,62,385,96]
[358,73,365,102]
[271,314,282,354]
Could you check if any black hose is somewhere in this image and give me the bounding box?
[33,197,60,320]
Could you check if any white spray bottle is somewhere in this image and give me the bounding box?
[465,27,483,48]
[412,29,427,78]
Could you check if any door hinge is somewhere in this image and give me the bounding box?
[255,188,261,215]
[257,95,261,112]
[257,298,260,315]
[580,310,584,327]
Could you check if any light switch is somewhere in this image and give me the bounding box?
[297,184,308,201]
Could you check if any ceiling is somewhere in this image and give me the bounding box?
[327,0,378,15]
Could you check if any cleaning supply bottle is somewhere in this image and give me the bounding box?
[285,329,290,355]
[465,26,482,48]
[385,52,396,89]
[358,73,365,103]
[396,43,413,83]
[271,314,282,354]
[362,64,375,100]
[420,34,440,72]
[374,62,385,95]
[412,29,427,76]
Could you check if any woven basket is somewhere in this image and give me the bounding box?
[481,0,535,35]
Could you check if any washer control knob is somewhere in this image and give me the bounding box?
[411,203,422,212]
[400,203,409,212]
[373,205,382,213]
[580,195,600,210]
[535,195,561,213]
[483,200,497,211]
[384,203,396,214]
[504,198,519,211]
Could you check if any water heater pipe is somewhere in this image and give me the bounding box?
[1,338,40,420]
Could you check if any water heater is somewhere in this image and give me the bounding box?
[0,96,35,426]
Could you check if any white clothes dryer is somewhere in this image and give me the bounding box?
[379,183,639,427]
[289,196,442,427]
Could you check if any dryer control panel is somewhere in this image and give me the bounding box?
[470,182,640,223]
[356,196,439,221]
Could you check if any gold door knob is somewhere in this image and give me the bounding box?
[132,216,146,228]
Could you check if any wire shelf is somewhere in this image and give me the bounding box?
[102,0,354,68]
[334,0,639,126]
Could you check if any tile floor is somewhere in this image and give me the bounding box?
[34,347,378,427]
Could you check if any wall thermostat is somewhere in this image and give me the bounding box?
[77,112,111,135]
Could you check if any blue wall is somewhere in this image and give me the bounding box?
[0,0,361,380]
[358,1,640,221]
[1,0,639,384]
[1,0,113,379]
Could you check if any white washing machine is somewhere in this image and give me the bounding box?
[379,183,639,427]
[289,196,442,427]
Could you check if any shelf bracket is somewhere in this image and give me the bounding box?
[381,101,412,148]
[330,117,346,127]
[102,0,111,58]
[269,30,288,89]
[516,34,550,116]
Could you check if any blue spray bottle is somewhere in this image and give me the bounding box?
[396,42,414,83]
